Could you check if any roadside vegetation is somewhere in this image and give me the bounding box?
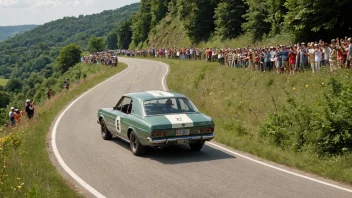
[159,58,352,184]
[0,78,8,86]
[0,63,127,197]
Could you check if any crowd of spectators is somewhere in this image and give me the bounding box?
[117,37,352,74]
[8,99,35,128]
[82,51,118,67]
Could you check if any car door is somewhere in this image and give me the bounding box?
[112,97,132,139]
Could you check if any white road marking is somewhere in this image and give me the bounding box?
[159,62,352,194]
[52,59,352,198]
[52,65,130,198]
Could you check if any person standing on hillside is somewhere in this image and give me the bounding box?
[64,79,70,90]
[47,88,52,100]
[25,99,35,119]
[9,107,15,127]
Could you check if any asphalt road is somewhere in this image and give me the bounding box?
[51,58,352,198]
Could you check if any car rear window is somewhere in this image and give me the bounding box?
[143,97,197,116]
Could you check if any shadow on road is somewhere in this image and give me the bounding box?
[112,137,235,165]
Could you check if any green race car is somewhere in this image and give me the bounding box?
[97,90,215,156]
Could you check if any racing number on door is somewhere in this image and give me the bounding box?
[115,116,121,133]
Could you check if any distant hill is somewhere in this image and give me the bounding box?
[0,25,37,41]
[0,3,139,79]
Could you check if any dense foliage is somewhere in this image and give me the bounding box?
[0,3,139,125]
[88,36,105,53]
[261,77,352,156]
[0,25,37,41]
[56,44,82,74]
[0,3,139,79]
[125,0,352,46]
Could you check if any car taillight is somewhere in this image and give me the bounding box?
[199,128,204,134]
[162,131,167,137]
[205,127,214,133]
[152,130,167,137]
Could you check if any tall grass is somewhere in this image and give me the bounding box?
[159,58,352,184]
[0,63,127,197]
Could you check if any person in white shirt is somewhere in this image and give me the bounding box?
[308,43,316,73]
[314,44,322,73]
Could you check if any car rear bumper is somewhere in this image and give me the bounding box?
[147,133,215,144]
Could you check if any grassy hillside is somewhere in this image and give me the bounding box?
[0,63,127,197]
[139,15,191,49]
[0,25,37,41]
[155,58,352,184]
[0,78,8,86]
[136,13,293,49]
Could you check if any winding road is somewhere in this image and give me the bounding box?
[50,58,352,198]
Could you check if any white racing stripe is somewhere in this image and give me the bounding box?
[146,90,174,97]
[164,114,194,128]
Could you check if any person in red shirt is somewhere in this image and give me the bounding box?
[289,47,296,74]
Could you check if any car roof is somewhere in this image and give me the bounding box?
[124,90,187,101]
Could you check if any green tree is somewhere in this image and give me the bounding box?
[151,0,171,27]
[131,0,152,46]
[0,91,11,108]
[179,0,220,44]
[242,0,271,42]
[117,19,133,49]
[5,78,23,93]
[214,0,248,40]
[106,32,118,50]
[284,0,352,41]
[56,44,82,74]
[88,36,105,52]
[266,0,287,35]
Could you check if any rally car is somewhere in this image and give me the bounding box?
[97,90,215,156]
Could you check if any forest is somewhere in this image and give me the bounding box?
[0,3,140,125]
[115,0,352,48]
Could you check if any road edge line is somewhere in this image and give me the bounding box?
[51,64,130,198]
[158,59,352,194]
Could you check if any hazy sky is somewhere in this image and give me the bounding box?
[0,0,140,26]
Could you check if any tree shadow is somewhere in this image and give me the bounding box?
[112,137,236,165]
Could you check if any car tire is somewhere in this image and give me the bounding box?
[100,119,112,140]
[129,131,145,156]
[189,142,204,151]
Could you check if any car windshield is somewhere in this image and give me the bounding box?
[143,97,197,116]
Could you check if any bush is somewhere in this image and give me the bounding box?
[260,78,352,156]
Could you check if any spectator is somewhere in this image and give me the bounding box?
[25,99,35,119]
[64,79,70,90]
[13,109,21,124]
[47,88,52,100]
[9,107,15,127]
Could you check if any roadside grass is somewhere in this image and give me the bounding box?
[0,78,8,86]
[0,63,127,197]
[156,58,352,184]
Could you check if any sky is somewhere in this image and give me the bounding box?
[0,0,139,26]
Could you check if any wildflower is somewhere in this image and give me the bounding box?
[306,84,309,88]
[293,87,296,90]
[16,178,20,180]
[17,185,22,189]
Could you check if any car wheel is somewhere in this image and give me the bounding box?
[129,131,145,156]
[189,142,204,151]
[100,119,112,140]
